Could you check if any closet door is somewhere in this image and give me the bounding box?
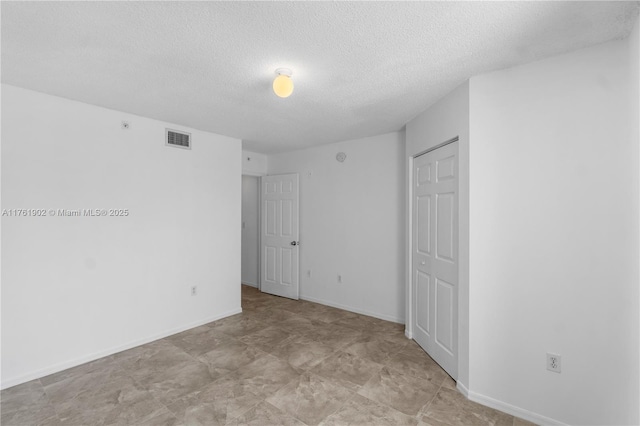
[412,141,458,379]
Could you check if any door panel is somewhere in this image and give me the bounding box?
[416,271,431,335]
[435,278,454,354]
[265,181,277,193]
[281,200,293,236]
[417,163,432,185]
[265,200,277,236]
[281,248,293,285]
[261,174,299,300]
[417,195,431,255]
[265,247,277,282]
[436,155,456,181]
[436,193,455,262]
[413,141,458,379]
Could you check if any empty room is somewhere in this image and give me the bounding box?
[1,2,639,425]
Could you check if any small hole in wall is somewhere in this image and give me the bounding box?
[247,157,251,161]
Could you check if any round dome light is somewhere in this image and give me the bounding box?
[273,68,294,98]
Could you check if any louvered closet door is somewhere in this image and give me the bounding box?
[412,141,458,379]
[260,174,299,300]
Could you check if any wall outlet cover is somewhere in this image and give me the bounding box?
[547,353,561,373]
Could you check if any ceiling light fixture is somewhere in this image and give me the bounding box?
[273,68,294,98]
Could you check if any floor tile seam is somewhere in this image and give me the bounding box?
[379,359,424,381]
[303,370,360,396]
[306,365,369,393]
[0,380,48,408]
[144,406,181,425]
[148,384,206,421]
[387,344,445,373]
[294,383,359,426]
[416,374,448,421]
[140,364,230,418]
[270,341,342,371]
[40,374,108,422]
[238,339,292,355]
[262,370,308,403]
[40,382,69,424]
[123,398,179,426]
[394,350,434,366]
[381,347,418,367]
[379,357,447,384]
[330,336,362,351]
[39,360,124,391]
[222,396,265,425]
[36,378,58,414]
[166,331,235,351]
[157,337,206,366]
[356,363,443,419]
[353,388,421,423]
[215,329,254,340]
[0,404,24,424]
[278,392,310,425]
[216,323,271,337]
[329,350,385,387]
[245,346,276,365]
[50,370,158,420]
[263,399,313,426]
[342,348,393,366]
[195,334,248,355]
[123,355,210,387]
[359,334,411,353]
[301,348,341,371]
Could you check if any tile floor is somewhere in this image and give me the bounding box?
[1,285,536,425]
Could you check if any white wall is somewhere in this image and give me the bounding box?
[405,81,470,389]
[629,15,640,425]
[241,175,259,287]
[268,132,405,323]
[468,39,639,425]
[242,150,267,176]
[1,85,242,388]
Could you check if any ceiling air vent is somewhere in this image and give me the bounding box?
[166,129,191,150]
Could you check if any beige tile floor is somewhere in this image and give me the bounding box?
[1,285,536,426]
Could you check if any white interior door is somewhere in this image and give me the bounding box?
[412,141,458,379]
[260,173,299,300]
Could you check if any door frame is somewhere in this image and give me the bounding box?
[406,135,469,386]
[259,173,300,299]
[242,172,263,290]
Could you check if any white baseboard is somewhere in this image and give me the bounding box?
[405,329,413,339]
[457,382,567,426]
[456,380,470,397]
[299,294,404,324]
[241,281,258,288]
[1,307,242,390]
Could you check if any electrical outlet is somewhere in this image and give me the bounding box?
[337,274,342,283]
[547,353,561,373]
[191,286,197,296]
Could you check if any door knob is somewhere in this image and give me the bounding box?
[290,241,300,246]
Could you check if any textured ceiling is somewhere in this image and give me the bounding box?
[2,2,638,154]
